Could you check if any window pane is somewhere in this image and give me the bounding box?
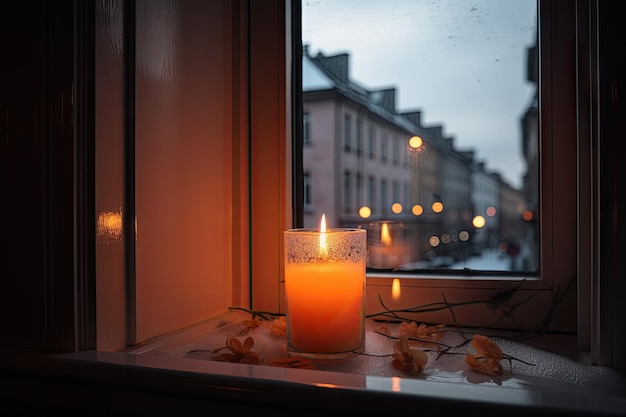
[302,0,538,276]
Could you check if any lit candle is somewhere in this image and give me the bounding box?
[367,221,410,269]
[284,215,367,358]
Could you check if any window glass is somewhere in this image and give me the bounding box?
[302,0,538,276]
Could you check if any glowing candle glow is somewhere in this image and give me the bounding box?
[319,213,328,254]
[284,216,366,358]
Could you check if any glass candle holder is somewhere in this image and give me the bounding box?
[284,228,366,359]
[365,221,410,269]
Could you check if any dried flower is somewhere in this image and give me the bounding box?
[464,334,503,376]
[398,321,445,340]
[270,316,287,337]
[266,357,316,369]
[211,336,261,364]
[391,335,429,376]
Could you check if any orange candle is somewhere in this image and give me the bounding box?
[284,215,366,358]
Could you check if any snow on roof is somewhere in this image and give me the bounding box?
[302,54,334,91]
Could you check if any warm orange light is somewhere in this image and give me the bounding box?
[472,215,486,228]
[408,135,423,149]
[97,210,123,244]
[412,204,424,216]
[381,222,392,246]
[432,201,444,213]
[391,377,402,392]
[391,202,403,214]
[319,214,328,253]
[522,210,534,221]
[392,278,401,300]
[359,206,372,218]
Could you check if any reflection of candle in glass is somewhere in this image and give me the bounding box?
[381,222,391,246]
[367,222,410,269]
[392,278,401,301]
[284,216,366,358]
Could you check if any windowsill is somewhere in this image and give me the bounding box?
[2,311,625,416]
[115,310,625,414]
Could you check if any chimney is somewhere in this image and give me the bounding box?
[369,88,396,113]
[314,52,349,82]
[401,110,422,127]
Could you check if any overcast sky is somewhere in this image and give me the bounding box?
[302,0,537,189]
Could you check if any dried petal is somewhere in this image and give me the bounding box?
[212,336,260,364]
[391,335,428,375]
[464,353,503,376]
[227,337,242,353]
[470,334,503,360]
[398,321,445,341]
[241,336,255,354]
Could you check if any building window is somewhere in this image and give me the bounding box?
[356,116,363,156]
[392,180,400,206]
[380,178,388,215]
[392,136,400,166]
[356,171,363,210]
[368,175,376,212]
[343,113,351,152]
[403,181,410,208]
[368,125,376,159]
[303,172,312,212]
[380,134,388,163]
[303,112,311,146]
[344,170,352,213]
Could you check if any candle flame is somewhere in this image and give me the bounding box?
[381,222,392,246]
[319,214,328,253]
[392,278,401,300]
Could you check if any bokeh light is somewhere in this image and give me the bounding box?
[411,204,424,216]
[359,206,372,218]
[429,235,440,247]
[472,215,486,228]
[408,135,423,149]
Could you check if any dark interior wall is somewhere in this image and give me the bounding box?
[598,0,626,372]
[1,0,76,352]
[3,0,49,351]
